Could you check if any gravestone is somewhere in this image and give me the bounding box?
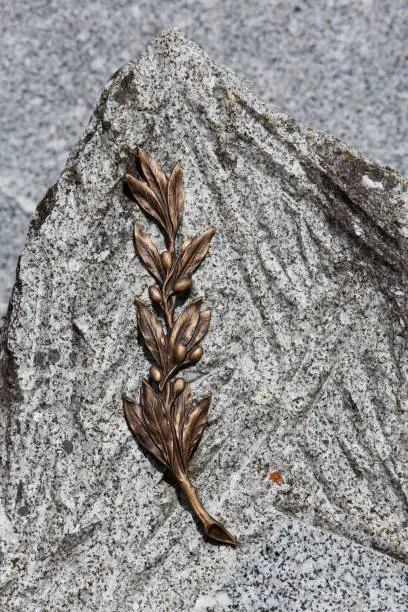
[1,28,408,610]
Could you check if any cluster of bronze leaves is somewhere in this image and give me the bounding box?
[123,148,237,546]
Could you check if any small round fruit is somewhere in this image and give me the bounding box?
[174,278,192,293]
[181,237,193,252]
[161,251,172,270]
[173,378,186,396]
[174,343,187,363]
[189,346,203,362]
[149,366,161,382]
[149,286,161,303]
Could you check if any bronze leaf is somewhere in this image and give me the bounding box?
[142,380,172,464]
[134,224,164,284]
[169,298,203,351]
[123,395,167,466]
[126,173,167,230]
[137,147,168,210]
[167,162,185,232]
[187,308,211,350]
[135,298,166,367]
[173,227,216,286]
[124,149,237,546]
[181,394,212,464]
[173,384,193,440]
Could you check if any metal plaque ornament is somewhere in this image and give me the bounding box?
[123,148,237,546]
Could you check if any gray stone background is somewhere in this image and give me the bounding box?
[1,0,407,315]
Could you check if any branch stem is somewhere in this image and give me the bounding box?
[177,476,237,546]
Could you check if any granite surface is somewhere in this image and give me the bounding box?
[1,27,408,611]
[0,193,30,314]
[1,0,408,312]
[194,518,408,611]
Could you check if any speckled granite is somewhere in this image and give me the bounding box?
[1,28,408,610]
[0,193,30,314]
[1,0,408,312]
[193,518,408,611]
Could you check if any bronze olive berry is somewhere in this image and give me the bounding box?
[189,346,203,362]
[174,278,192,293]
[161,251,172,270]
[173,378,186,396]
[149,366,161,382]
[174,343,187,363]
[149,286,161,303]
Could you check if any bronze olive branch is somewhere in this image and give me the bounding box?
[123,148,237,546]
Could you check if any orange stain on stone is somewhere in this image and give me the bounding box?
[269,471,284,485]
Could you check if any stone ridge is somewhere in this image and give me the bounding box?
[1,27,408,610]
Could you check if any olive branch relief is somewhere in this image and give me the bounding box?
[123,148,237,546]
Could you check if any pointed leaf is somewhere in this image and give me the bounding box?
[172,383,193,471]
[142,381,171,465]
[182,394,212,463]
[175,227,216,283]
[135,299,166,366]
[138,148,168,209]
[167,162,185,231]
[188,308,211,350]
[169,299,202,351]
[123,395,167,465]
[134,224,164,284]
[126,173,166,230]
[173,383,192,464]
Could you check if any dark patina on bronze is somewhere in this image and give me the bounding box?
[123,149,237,546]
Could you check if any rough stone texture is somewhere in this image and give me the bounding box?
[1,28,408,610]
[0,194,30,314]
[1,0,408,313]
